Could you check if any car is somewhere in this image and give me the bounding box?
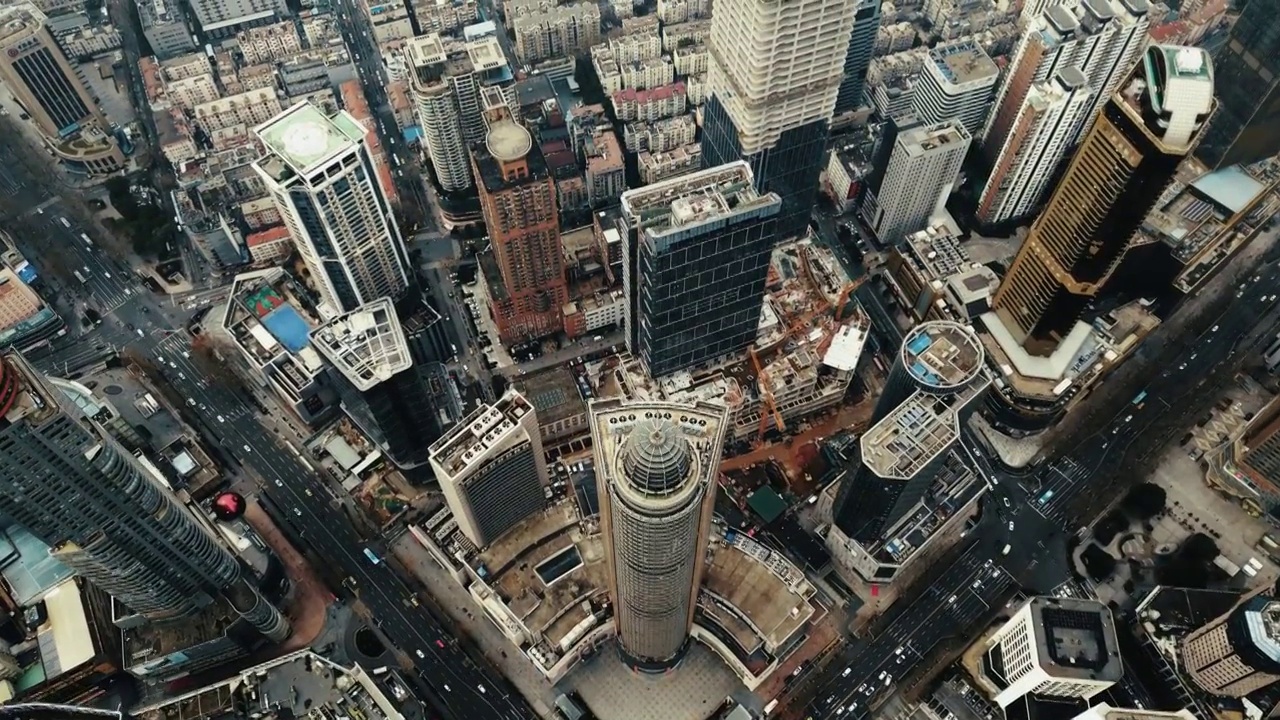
[293,508,302,516]
[275,479,283,487]
[842,668,852,677]
[443,684,451,692]
[305,488,314,497]
[1124,415,1133,423]
[477,684,487,694]
[216,415,225,423]
[416,649,425,659]
[243,444,252,453]
[1002,497,1010,507]
[187,398,196,406]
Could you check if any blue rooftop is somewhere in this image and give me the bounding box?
[261,305,312,353]
[1191,165,1266,215]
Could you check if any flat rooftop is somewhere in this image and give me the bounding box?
[899,320,984,390]
[900,121,970,156]
[310,297,411,391]
[1,351,60,427]
[1028,597,1123,681]
[429,390,535,479]
[620,160,780,240]
[928,40,998,86]
[254,102,366,180]
[703,531,815,652]
[516,366,587,426]
[861,392,963,480]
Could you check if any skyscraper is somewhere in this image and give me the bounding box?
[912,40,999,136]
[591,398,728,670]
[254,102,411,315]
[1181,593,1280,697]
[700,0,857,241]
[429,389,548,547]
[976,68,1094,226]
[980,0,1150,164]
[864,120,970,245]
[991,45,1214,351]
[310,298,440,471]
[830,321,987,542]
[0,351,288,639]
[618,162,781,378]
[1195,0,1280,169]
[832,0,881,119]
[473,107,568,344]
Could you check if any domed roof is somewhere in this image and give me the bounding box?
[621,417,692,494]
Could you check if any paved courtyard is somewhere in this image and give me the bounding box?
[565,644,747,720]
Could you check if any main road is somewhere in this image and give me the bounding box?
[797,248,1280,718]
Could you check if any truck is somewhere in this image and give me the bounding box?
[363,547,381,565]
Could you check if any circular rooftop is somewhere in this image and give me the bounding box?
[621,418,693,495]
[280,121,333,163]
[485,120,532,163]
[899,320,984,391]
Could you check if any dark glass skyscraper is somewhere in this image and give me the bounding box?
[620,162,781,378]
[1197,0,1280,169]
[834,0,882,117]
[700,0,858,242]
[0,351,288,639]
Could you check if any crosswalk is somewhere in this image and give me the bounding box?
[1037,456,1093,522]
[0,166,23,197]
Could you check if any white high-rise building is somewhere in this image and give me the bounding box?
[1070,706,1196,720]
[976,68,1094,226]
[864,120,970,245]
[982,0,1150,159]
[980,596,1123,708]
[700,0,857,241]
[253,102,411,315]
[912,39,999,135]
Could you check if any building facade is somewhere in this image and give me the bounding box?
[187,0,288,37]
[253,102,411,314]
[1180,594,1280,697]
[429,390,548,547]
[1195,0,1280,169]
[912,40,999,136]
[619,162,782,378]
[700,0,857,242]
[591,398,728,670]
[832,0,881,119]
[991,46,1214,352]
[137,0,196,60]
[864,120,970,245]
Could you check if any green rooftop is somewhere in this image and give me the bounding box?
[257,102,367,174]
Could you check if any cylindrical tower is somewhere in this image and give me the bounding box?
[872,319,986,422]
[591,399,728,670]
[0,352,288,640]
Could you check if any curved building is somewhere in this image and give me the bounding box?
[591,398,728,669]
[873,319,986,422]
[1181,595,1280,697]
[0,351,288,641]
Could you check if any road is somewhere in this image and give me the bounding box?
[797,247,1280,719]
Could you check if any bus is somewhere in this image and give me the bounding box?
[362,547,381,565]
[73,270,86,283]
[80,233,93,246]
[1131,390,1147,407]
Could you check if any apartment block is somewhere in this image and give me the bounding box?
[511,1,600,64]
[623,114,696,153]
[583,128,626,207]
[672,45,707,76]
[661,19,710,50]
[236,20,301,65]
[137,0,196,60]
[865,120,970,245]
[638,143,701,184]
[166,73,220,109]
[655,0,710,23]
[912,39,999,135]
[611,82,686,122]
[194,87,283,132]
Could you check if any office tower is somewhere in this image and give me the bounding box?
[618,162,781,378]
[981,0,1150,164]
[991,45,1214,350]
[830,321,987,542]
[864,120,969,245]
[976,69,1094,226]
[428,390,548,547]
[310,298,439,470]
[982,597,1123,708]
[1196,0,1280,169]
[473,108,567,344]
[0,351,289,639]
[832,0,881,118]
[187,0,288,37]
[137,0,197,60]
[912,40,999,136]
[700,0,857,242]
[407,34,517,193]
[1180,594,1280,697]
[253,102,411,315]
[1070,707,1196,720]
[591,398,728,669]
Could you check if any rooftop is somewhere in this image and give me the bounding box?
[899,320,985,391]
[516,365,588,427]
[703,530,816,652]
[927,40,998,86]
[590,398,727,508]
[429,390,536,479]
[900,121,970,156]
[1117,45,1214,150]
[254,101,366,178]
[860,392,964,479]
[486,120,533,163]
[1028,597,1123,681]
[619,161,780,242]
[310,298,412,391]
[221,268,326,372]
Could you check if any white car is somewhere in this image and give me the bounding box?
[243,444,252,453]
[293,508,302,516]
[477,684,487,694]
[416,649,425,659]
[187,398,195,406]
[217,415,225,423]
[305,488,313,497]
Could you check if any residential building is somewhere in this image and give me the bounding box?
[136,0,196,60]
[0,266,42,331]
[661,19,709,51]
[981,0,1151,163]
[829,320,987,543]
[991,46,1214,352]
[978,597,1123,708]
[160,51,211,81]
[638,144,701,184]
[166,72,220,109]
[510,1,600,64]
[672,45,707,76]
[429,389,548,546]
[976,68,1094,227]
[623,114,696,153]
[245,225,292,265]
[583,128,625,206]
[700,0,857,242]
[187,0,288,37]
[365,0,414,42]
[253,102,411,314]
[1195,0,1280,169]
[655,0,709,23]
[833,0,881,119]
[156,109,199,164]
[591,398,729,669]
[474,109,568,343]
[619,162,782,378]
[236,20,300,64]
[611,82,685,123]
[913,40,999,135]
[1180,594,1280,697]
[0,350,290,636]
[864,120,970,245]
[194,87,283,132]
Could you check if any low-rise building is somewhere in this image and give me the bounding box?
[137,0,196,60]
[672,44,707,75]
[638,143,700,184]
[583,128,625,207]
[661,18,710,50]
[166,72,220,109]
[564,289,625,338]
[156,109,199,165]
[366,0,414,42]
[245,225,292,266]
[193,87,283,132]
[160,50,212,81]
[236,20,300,64]
[611,82,685,123]
[656,0,710,23]
[622,114,696,153]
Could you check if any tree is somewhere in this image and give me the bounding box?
[573,53,607,105]
[1121,483,1167,520]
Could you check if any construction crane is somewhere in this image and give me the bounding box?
[749,346,785,443]
[834,275,870,321]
